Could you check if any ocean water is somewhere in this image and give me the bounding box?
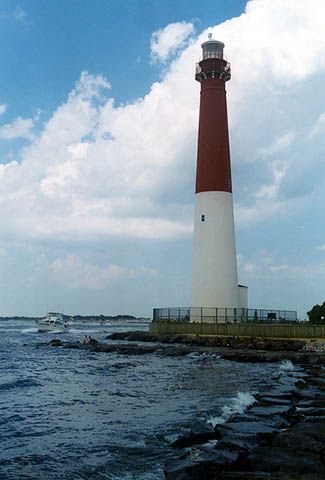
[0,319,294,479]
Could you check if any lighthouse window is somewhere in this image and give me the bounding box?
[201,214,205,222]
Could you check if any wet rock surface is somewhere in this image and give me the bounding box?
[105,331,325,364]
[165,366,325,480]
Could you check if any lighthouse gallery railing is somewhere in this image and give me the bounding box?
[153,307,298,324]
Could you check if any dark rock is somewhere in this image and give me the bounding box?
[248,446,325,474]
[191,421,214,437]
[249,404,289,417]
[321,449,325,466]
[164,458,201,480]
[190,448,238,469]
[307,377,325,389]
[254,395,292,405]
[172,421,217,448]
[216,421,275,437]
[296,421,325,443]
[48,339,62,346]
[287,340,305,351]
[217,433,259,452]
[271,430,324,454]
[227,414,259,423]
[254,341,267,350]
[226,472,325,480]
[292,388,317,401]
[298,407,325,417]
[63,342,82,349]
[227,413,287,430]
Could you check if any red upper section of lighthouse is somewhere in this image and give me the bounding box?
[195,46,232,194]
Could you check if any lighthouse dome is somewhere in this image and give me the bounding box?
[201,34,224,60]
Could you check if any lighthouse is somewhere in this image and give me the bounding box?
[191,35,246,322]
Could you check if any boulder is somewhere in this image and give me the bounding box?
[249,404,290,416]
[172,421,218,448]
[254,395,292,405]
[271,430,324,454]
[190,448,238,469]
[248,446,324,474]
[217,433,259,452]
[298,407,325,417]
[48,339,62,346]
[164,458,201,480]
[216,421,275,437]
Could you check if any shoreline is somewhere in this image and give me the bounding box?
[106,331,325,364]
[41,331,325,479]
[39,330,325,364]
[164,363,325,480]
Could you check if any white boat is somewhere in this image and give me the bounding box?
[36,312,70,333]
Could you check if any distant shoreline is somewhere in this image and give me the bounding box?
[0,315,150,322]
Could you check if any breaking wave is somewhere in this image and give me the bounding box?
[279,359,295,372]
[208,391,256,427]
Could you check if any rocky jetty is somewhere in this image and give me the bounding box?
[41,332,325,364]
[164,365,325,480]
[106,331,325,364]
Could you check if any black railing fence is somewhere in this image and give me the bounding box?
[153,307,298,324]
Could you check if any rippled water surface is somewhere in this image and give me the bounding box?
[0,319,287,479]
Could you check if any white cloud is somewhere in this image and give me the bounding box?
[237,254,256,273]
[316,244,325,252]
[48,254,158,289]
[257,131,296,158]
[238,250,325,280]
[0,103,7,115]
[310,113,325,136]
[0,0,325,245]
[269,264,289,273]
[0,116,34,140]
[151,21,195,62]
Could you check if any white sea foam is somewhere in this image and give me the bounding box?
[279,359,295,372]
[21,327,38,333]
[70,328,105,334]
[208,391,256,427]
[187,352,221,361]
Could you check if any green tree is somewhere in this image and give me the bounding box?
[307,302,325,324]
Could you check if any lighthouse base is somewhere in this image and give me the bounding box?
[191,191,239,311]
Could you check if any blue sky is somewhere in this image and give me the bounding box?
[0,0,324,318]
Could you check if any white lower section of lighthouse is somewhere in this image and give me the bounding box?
[191,191,240,318]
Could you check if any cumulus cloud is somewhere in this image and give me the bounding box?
[0,0,325,246]
[0,69,195,241]
[151,21,195,62]
[0,116,34,140]
[48,254,158,289]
